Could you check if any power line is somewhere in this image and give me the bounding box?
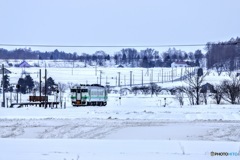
[0,41,239,48]
[0,43,206,48]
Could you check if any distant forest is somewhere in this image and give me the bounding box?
[0,37,239,69]
[206,37,240,71]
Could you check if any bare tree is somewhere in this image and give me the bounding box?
[183,68,208,105]
[177,86,195,105]
[212,85,224,104]
[200,89,208,105]
[58,82,68,102]
[220,76,240,104]
[214,63,224,76]
[58,82,67,93]
[67,82,75,90]
[175,87,185,106]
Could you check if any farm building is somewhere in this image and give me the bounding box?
[171,61,188,67]
[0,68,12,74]
[16,61,32,67]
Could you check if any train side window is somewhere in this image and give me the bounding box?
[71,89,76,92]
[81,89,88,92]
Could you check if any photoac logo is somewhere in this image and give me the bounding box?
[210,151,240,156]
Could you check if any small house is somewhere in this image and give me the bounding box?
[0,68,11,74]
[117,64,124,68]
[171,61,188,67]
[200,83,215,93]
[17,61,32,68]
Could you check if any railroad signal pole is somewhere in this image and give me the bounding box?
[45,69,47,108]
[39,69,41,101]
[130,71,132,87]
[118,72,121,87]
[2,64,5,107]
[99,70,102,85]
[16,84,20,103]
[151,69,153,83]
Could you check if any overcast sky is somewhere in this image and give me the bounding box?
[0,0,239,54]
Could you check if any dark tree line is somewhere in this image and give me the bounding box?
[1,73,58,95]
[0,48,80,60]
[1,75,11,92]
[206,37,240,71]
[0,47,203,68]
[17,75,35,94]
[113,48,203,68]
[1,37,240,69]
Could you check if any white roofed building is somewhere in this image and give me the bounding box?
[171,61,188,67]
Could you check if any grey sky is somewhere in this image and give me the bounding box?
[0,0,239,54]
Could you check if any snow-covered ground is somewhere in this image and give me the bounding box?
[1,65,240,160]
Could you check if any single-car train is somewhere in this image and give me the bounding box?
[70,84,108,106]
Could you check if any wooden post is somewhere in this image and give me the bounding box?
[45,69,47,108]
[2,64,5,107]
[39,69,41,102]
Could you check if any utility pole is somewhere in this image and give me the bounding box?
[149,71,151,83]
[142,70,143,86]
[16,84,20,103]
[72,61,74,75]
[124,75,126,86]
[99,70,102,85]
[133,74,134,85]
[39,69,41,101]
[162,68,164,83]
[151,69,153,83]
[152,69,153,82]
[130,71,132,86]
[45,69,47,108]
[2,64,5,107]
[118,72,121,87]
[181,68,183,81]
[95,65,97,76]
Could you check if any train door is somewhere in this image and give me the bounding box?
[76,89,81,99]
[76,89,81,105]
[70,88,77,105]
[81,89,88,105]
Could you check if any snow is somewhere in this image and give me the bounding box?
[1,139,240,160]
[1,63,240,159]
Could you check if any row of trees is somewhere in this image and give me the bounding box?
[179,72,240,105]
[206,37,240,72]
[1,37,239,69]
[1,74,60,95]
[0,48,78,60]
[0,47,204,68]
[113,48,203,67]
[129,69,240,105]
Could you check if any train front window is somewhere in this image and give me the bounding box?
[71,89,76,92]
[71,89,77,100]
[81,89,88,92]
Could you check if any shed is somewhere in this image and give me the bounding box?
[18,61,32,67]
[171,61,188,67]
[117,64,124,68]
[200,83,215,93]
[0,68,12,74]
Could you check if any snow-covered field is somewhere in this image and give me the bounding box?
[1,64,240,160]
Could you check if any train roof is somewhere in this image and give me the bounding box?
[72,84,105,89]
